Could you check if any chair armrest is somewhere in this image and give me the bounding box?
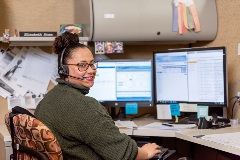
[15,144,49,160]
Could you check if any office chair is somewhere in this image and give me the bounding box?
[5,109,63,160]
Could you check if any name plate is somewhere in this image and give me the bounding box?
[19,32,57,37]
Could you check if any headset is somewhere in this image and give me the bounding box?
[58,43,84,80]
[58,44,70,77]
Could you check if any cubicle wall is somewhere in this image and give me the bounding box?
[0,0,240,125]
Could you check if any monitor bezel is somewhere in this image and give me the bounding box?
[91,59,154,108]
[153,46,228,107]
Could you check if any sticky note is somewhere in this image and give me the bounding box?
[197,106,209,118]
[156,104,172,120]
[125,103,138,115]
[170,103,180,116]
[179,103,198,112]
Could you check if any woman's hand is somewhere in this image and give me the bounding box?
[141,143,161,159]
[136,143,161,160]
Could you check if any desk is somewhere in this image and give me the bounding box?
[122,117,240,157]
[176,126,240,156]
[132,117,176,137]
[1,118,240,159]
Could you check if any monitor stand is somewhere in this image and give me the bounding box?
[111,107,132,121]
[188,113,199,123]
[169,107,224,124]
[169,112,198,124]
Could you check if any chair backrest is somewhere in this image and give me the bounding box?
[5,110,63,160]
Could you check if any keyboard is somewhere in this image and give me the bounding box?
[151,148,168,160]
[136,141,169,160]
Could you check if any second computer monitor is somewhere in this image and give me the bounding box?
[153,46,227,107]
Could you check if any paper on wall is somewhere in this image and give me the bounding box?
[156,104,172,120]
[0,47,29,97]
[17,47,54,95]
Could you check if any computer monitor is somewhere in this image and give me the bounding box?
[153,47,227,110]
[87,59,153,118]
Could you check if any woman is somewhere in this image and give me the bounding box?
[35,32,161,160]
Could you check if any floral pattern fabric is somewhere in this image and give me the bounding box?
[5,112,63,160]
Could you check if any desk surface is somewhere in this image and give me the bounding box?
[124,117,240,156]
[131,117,176,137]
[1,118,240,156]
[176,125,240,156]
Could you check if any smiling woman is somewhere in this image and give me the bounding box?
[54,32,97,87]
[34,31,161,160]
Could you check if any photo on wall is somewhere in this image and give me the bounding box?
[60,24,83,36]
[95,42,105,54]
[105,41,114,54]
[95,41,124,54]
[112,42,124,53]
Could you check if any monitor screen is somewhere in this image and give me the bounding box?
[153,46,227,107]
[87,59,153,107]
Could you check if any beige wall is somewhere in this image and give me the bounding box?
[0,0,240,125]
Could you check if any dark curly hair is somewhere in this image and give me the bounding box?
[53,32,91,77]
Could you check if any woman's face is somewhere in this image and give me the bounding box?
[67,47,97,88]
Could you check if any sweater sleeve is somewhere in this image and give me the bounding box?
[66,99,138,160]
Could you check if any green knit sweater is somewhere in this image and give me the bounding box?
[35,79,138,160]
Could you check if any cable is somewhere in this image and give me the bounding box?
[227,96,239,118]
[178,117,189,123]
[231,99,238,119]
[228,96,238,102]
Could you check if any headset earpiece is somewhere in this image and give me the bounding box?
[58,44,70,76]
[57,43,84,81]
[58,65,69,75]
[58,66,64,75]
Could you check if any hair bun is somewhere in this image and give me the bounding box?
[52,32,79,55]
